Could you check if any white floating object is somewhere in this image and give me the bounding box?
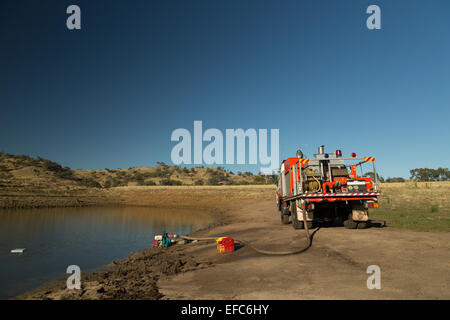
[11,248,26,253]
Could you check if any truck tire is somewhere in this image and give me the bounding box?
[281,207,290,224]
[357,222,368,229]
[344,213,358,229]
[290,202,305,229]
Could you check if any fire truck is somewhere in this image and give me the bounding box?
[276,146,380,229]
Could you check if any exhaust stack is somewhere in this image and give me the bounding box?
[318,145,325,155]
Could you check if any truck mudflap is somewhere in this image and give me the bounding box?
[295,199,313,222]
[352,203,369,222]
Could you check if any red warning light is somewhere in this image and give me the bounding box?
[335,150,342,157]
[351,152,357,158]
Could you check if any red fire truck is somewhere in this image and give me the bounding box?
[276,146,380,229]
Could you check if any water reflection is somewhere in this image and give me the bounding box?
[0,206,212,299]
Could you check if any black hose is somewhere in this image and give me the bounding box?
[178,225,320,256]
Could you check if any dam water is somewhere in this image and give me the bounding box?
[0,206,212,299]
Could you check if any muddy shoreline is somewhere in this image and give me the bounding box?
[14,205,229,300]
[13,186,272,300]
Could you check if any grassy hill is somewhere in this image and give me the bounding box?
[0,152,276,191]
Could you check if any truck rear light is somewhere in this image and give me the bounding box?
[374,203,379,208]
[307,204,312,210]
[368,203,374,208]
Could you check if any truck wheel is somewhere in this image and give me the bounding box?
[281,207,290,224]
[357,222,367,229]
[344,214,357,229]
[290,202,305,229]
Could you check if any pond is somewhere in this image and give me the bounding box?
[0,206,212,299]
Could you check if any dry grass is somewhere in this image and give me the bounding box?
[0,184,277,209]
[371,181,450,232]
[108,185,276,209]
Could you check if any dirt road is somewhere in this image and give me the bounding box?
[158,199,450,300]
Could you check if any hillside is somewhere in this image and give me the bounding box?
[0,153,276,191]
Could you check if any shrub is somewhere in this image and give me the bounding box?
[81,178,102,188]
[111,177,123,187]
[0,172,13,179]
[135,174,145,185]
[207,176,221,185]
[104,179,112,188]
[159,179,182,186]
[194,179,204,185]
[154,167,171,178]
[253,175,266,184]
[116,171,127,177]
[229,180,250,185]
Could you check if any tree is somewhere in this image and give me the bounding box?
[363,172,384,182]
[410,168,450,181]
[385,177,405,183]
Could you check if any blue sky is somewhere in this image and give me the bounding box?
[1,0,449,178]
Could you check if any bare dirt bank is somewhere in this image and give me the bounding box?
[0,185,273,209]
[16,186,450,300]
